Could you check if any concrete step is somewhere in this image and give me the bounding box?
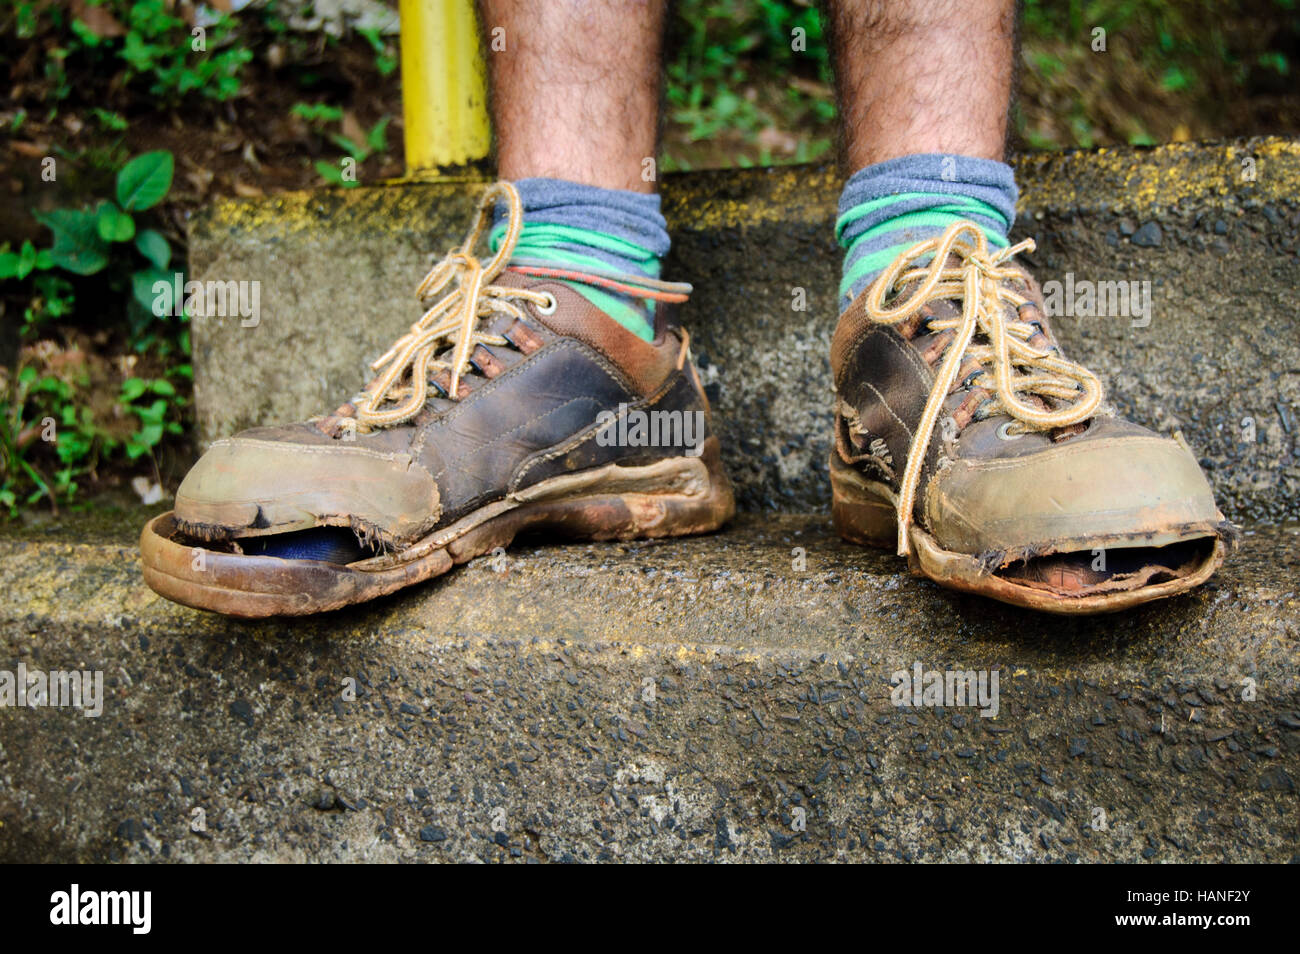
[188,138,1300,521]
[7,142,1297,864]
[2,509,1297,861]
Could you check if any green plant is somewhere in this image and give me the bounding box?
[90,107,128,131]
[0,150,187,514]
[294,103,392,188]
[329,117,391,164]
[26,151,176,320]
[291,102,345,125]
[356,25,398,77]
[664,0,835,166]
[55,0,253,103]
[120,375,184,460]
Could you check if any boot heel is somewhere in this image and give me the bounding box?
[830,456,897,549]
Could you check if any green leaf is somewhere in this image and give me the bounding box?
[137,398,168,423]
[314,159,355,187]
[97,201,136,242]
[291,102,344,124]
[0,242,35,280]
[34,208,109,275]
[17,241,39,278]
[70,20,103,48]
[90,107,128,132]
[121,377,148,402]
[132,268,176,316]
[134,229,171,270]
[366,117,391,153]
[328,133,366,160]
[116,150,174,211]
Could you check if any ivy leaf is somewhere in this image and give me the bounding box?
[34,208,109,275]
[116,150,174,211]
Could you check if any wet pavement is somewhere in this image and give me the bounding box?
[1,511,1296,862]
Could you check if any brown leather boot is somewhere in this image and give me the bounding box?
[830,221,1234,614]
[141,183,733,616]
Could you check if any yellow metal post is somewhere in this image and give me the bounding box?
[400,0,491,175]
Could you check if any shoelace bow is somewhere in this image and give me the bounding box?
[349,181,692,430]
[864,220,1105,556]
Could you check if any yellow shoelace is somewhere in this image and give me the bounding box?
[864,221,1105,556]
[351,181,551,428]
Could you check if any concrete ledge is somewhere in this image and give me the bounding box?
[189,139,1300,520]
[2,516,1297,862]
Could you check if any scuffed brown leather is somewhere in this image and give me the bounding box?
[175,272,720,548]
[831,263,1228,563]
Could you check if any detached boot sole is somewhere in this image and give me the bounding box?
[829,454,1228,615]
[141,440,733,618]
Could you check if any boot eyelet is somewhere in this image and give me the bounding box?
[534,292,558,316]
[996,421,1024,441]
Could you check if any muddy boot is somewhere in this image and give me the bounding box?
[830,221,1234,614]
[141,183,733,616]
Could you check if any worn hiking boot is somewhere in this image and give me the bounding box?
[141,183,733,617]
[830,221,1234,614]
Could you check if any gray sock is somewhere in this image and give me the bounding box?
[837,154,1019,310]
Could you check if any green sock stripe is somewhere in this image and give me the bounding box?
[837,228,1009,301]
[835,192,1011,243]
[484,223,657,341]
[498,243,638,277]
[838,204,1011,301]
[490,222,660,274]
[839,243,921,299]
[853,208,1012,247]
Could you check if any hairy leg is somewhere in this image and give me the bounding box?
[480,0,667,192]
[824,0,1017,168]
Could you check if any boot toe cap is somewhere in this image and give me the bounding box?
[175,434,439,544]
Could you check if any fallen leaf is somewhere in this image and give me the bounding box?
[185,168,215,196]
[341,111,366,150]
[10,141,50,158]
[72,0,125,37]
[789,77,832,99]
